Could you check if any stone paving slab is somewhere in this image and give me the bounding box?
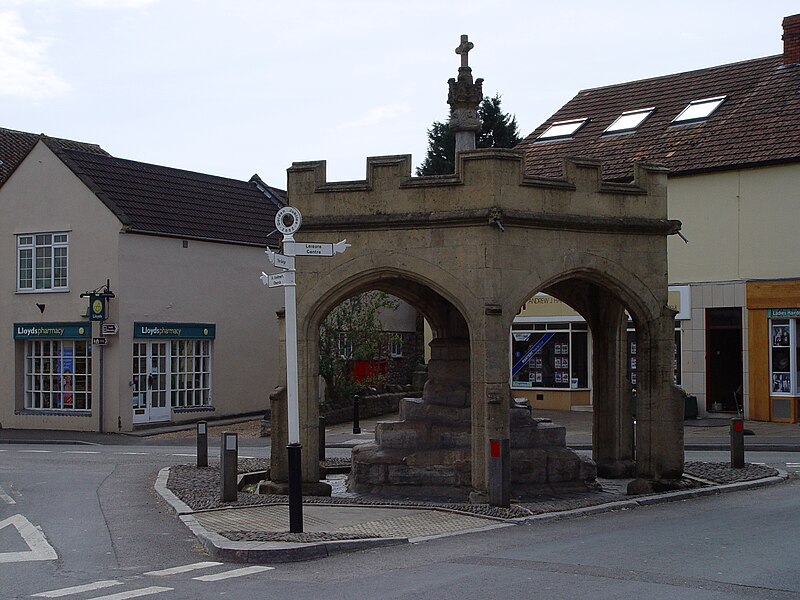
[192,504,506,541]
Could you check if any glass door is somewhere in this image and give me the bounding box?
[132,342,170,423]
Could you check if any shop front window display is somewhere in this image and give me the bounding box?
[511,323,588,389]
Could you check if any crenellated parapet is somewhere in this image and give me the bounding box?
[286,149,678,236]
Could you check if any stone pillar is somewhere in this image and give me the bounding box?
[448,35,484,156]
[297,330,321,483]
[270,310,288,482]
[470,307,511,497]
[589,299,635,478]
[634,310,684,480]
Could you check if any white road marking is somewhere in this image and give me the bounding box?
[63,450,100,454]
[240,456,254,459]
[17,450,52,453]
[32,580,123,597]
[143,561,223,576]
[0,514,57,563]
[0,485,16,505]
[170,453,196,457]
[787,463,800,467]
[114,452,149,455]
[84,587,172,600]
[193,565,275,581]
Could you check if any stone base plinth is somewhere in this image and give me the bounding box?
[349,400,597,499]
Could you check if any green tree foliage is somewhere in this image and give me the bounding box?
[416,94,522,176]
[319,291,400,403]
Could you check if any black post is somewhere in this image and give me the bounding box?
[287,443,303,533]
[220,432,238,502]
[196,420,208,467]
[488,438,510,507]
[352,394,361,434]
[730,418,745,468]
[319,416,326,462]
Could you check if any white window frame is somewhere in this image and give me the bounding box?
[388,336,404,358]
[537,118,588,140]
[604,107,655,134]
[769,318,797,395]
[169,339,213,407]
[17,232,69,292]
[672,96,726,124]
[24,339,92,411]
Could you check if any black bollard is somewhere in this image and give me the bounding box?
[353,394,361,434]
[287,443,303,533]
[220,432,238,502]
[196,420,208,468]
[730,418,745,468]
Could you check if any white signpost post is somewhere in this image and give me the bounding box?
[262,206,349,533]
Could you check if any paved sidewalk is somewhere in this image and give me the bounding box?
[323,408,800,452]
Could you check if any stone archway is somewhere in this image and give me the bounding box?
[272,150,682,500]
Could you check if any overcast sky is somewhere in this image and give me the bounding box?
[1,1,797,188]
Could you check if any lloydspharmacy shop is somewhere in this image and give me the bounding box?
[4,320,228,433]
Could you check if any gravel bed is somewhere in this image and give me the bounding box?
[166,460,780,520]
[684,461,778,484]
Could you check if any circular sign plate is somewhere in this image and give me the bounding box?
[275,206,302,235]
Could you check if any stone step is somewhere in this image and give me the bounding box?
[375,420,471,449]
[350,443,596,489]
[399,397,471,424]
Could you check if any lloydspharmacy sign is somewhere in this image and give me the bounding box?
[14,323,90,339]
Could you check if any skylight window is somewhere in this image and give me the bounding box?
[672,96,726,124]
[604,107,654,134]
[537,118,588,140]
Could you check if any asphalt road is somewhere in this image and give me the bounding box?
[1,444,798,599]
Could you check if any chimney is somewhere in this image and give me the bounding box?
[783,14,800,65]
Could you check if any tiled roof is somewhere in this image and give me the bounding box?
[55,149,284,247]
[0,126,108,185]
[517,56,800,181]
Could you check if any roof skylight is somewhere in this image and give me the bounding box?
[672,96,726,124]
[604,107,654,134]
[537,118,588,140]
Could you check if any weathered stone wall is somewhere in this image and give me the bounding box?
[276,148,681,493]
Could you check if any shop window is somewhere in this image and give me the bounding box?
[24,339,91,410]
[511,323,589,389]
[170,340,212,407]
[770,319,800,395]
[627,328,682,386]
[17,233,69,292]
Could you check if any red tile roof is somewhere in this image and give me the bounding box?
[517,56,800,181]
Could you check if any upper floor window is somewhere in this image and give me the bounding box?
[17,232,69,292]
[604,107,654,134]
[672,96,726,124]
[537,118,588,140]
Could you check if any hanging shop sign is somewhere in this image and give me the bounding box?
[88,294,107,321]
[133,322,216,339]
[14,322,91,339]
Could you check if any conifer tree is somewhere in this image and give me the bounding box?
[416,94,521,176]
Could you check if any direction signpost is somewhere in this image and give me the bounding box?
[262,206,349,533]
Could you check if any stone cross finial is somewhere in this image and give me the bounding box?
[455,34,473,68]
